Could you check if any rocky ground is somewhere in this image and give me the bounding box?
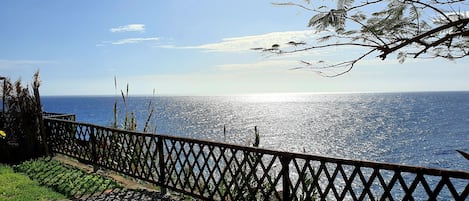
[76,188,182,201]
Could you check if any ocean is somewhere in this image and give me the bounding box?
[41,91,469,171]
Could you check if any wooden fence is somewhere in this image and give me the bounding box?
[44,117,469,201]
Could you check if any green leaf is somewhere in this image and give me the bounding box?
[342,30,358,35]
[308,13,327,29]
[309,9,347,32]
[397,51,406,63]
[317,35,334,42]
[337,0,354,9]
[351,13,367,21]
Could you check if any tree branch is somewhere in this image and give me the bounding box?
[290,49,377,77]
[378,18,469,59]
[347,0,385,11]
[271,42,379,54]
[271,2,316,12]
[403,0,452,22]
[412,30,469,58]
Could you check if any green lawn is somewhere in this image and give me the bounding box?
[0,164,66,201]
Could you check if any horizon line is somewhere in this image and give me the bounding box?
[40,90,469,97]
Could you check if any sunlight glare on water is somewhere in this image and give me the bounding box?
[42,92,469,170]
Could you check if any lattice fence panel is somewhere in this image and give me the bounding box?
[289,156,469,201]
[92,128,161,183]
[162,138,284,200]
[45,118,469,201]
[46,120,93,162]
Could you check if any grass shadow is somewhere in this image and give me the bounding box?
[14,157,121,200]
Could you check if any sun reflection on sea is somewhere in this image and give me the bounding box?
[41,92,469,170]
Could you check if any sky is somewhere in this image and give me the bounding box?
[1,0,468,96]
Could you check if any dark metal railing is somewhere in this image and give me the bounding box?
[43,112,76,121]
[44,117,469,201]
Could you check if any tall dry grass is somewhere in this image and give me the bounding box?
[0,71,46,163]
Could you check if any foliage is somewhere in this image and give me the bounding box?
[259,0,469,76]
[14,157,120,198]
[0,130,5,139]
[0,72,46,163]
[221,126,278,200]
[0,163,66,201]
[112,76,157,133]
[296,172,318,201]
[108,77,157,173]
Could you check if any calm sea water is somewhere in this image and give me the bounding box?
[42,92,469,170]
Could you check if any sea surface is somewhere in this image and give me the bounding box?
[42,91,469,171]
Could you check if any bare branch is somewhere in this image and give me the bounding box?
[289,49,377,77]
[268,42,379,54]
[347,0,385,11]
[321,49,377,77]
[271,2,316,12]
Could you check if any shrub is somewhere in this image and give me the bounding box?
[0,72,46,163]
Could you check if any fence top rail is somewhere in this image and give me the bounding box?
[45,117,469,179]
[43,112,75,118]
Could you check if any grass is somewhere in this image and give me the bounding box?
[0,163,66,201]
[14,157,121,198]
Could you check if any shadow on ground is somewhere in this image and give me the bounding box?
[14,157,177,201]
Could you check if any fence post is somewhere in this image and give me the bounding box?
[281,154,292,201]
[157,136,166,194]
[90,127,98,172]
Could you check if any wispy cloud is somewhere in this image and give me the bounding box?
[110,37,159,45]
[110,24,145,33]
[163,30,317,52]
[97,37,160,46]
[0,59,56,69]
[216,59,300,72]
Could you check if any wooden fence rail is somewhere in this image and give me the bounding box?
[44,117,469,201]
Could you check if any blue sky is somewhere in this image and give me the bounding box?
[1,0,468,96]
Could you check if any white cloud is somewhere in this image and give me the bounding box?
[165,30,317,53]
[98,37,160,46]
[110,24,145,33]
